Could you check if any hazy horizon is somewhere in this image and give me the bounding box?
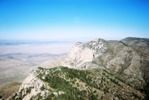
[0,39,71,86]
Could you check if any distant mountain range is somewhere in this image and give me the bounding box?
[8,37,149,100]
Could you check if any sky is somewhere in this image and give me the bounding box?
[0,0,149,41]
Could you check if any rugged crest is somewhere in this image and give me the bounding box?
[10,37,149,100]
[62,39,108,69]
[9,67,145,100]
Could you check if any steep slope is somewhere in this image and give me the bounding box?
[93,40,146,89]
[10,67,144,100]
[121,37,149,84]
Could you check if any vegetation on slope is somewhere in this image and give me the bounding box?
[23,66,144,100]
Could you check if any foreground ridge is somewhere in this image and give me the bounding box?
[10,67,144,100]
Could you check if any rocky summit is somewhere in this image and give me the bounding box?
[10,37,149,100]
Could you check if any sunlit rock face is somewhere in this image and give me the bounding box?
[62,39,108,69]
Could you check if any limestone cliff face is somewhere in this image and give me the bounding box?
[10,37,149,100]
[62,39,108,69]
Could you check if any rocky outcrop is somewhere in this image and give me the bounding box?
[62,39,108,69]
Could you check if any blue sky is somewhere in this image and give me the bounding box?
[0,0,149,41]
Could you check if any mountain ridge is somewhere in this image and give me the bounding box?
[9,37,149,100]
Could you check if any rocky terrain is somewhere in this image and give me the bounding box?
[9,37,149,100]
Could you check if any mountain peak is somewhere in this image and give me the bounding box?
[62,38,108,69]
